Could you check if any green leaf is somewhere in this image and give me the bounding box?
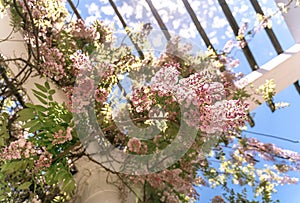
[18,181,32,190]
[0,114,8,141]
[37,111,47,118]
[0,138,5,147]
[61,178,76,194]
[34,83,48,93]
[0,0,4,8]
[34,105,48,112]
[48,95,53,101]
[0,112,9,120]
[45,81,51,90]
[25,103,37,108]
[41,118,55,127]
[23,119,39,129]
[34,94,48,105]
[56,171,67,182]
[61,113,73,123]
[1,161,26,174]
[28,122,43,133]
[17,108,35,121]
[49,89,56,95]
[0,128,9,137]
[32,89,48,99]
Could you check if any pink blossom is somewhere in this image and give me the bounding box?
[238,22,248,36]
[70,19,98,41]
[94,88,108,104]
[52,127,73,145]
[127,137,142,153]
[34,149,53,169]
[0,139,37,161]
[223,39,235,53]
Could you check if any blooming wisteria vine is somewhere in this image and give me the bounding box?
[0,0,300,202]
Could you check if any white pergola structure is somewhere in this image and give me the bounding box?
[236,0,300,111]
[0,0,300,202]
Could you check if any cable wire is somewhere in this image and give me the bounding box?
[243,130,300,143]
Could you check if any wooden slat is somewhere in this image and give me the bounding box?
[67,0,82,20]
[250,0,283,54]
[108,0,145,59]
[294,81,300,94]
[182,0,216,52]
[218,0,258,71]
[235,44,300,110]
[145,0,171,40]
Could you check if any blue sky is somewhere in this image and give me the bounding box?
[248,85,300,203]
[72,0,300,202]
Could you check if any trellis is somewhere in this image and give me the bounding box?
[66,0,300,94]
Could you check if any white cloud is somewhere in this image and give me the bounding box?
[240,4,249,13]
[210,37,219,45]
[190,0,200,10]
[101,5,115,16]
[160,9,169,23]
[212,16,227,29]
[225,28,234,38]
[85,16,98,26]
[172,19,181,30]
[120,2,134,19]
[85,2,101,17]
[178,23,197,39]
[135,4,144,20]
[208,31,217,38]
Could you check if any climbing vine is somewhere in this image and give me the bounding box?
[0,0,300,202]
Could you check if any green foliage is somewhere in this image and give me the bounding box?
[7,0,23,30]
[17,82,74,148]
[45,162,76,201]
[0,159,34,202]
[0,113,9,147]
[0,82,77,202]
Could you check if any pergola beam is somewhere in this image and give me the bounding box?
[250,0,283,54]
[218,0,259,71]
[235,1,300,110]
[235,43,300,111]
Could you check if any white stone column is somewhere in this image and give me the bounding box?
[72,156,137,203]
[0,14,67,104]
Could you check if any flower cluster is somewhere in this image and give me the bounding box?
[150,64,180,94]
[130,62,248,135]
[34,148,53,169]
[207,99,249,132]
[0,138,35,160]
[124,168,197,203]
[131,86,156,113]
[70,19,98,41]
[127,137,147,154]
[94,87,109,104]
[39,46,66,80]
[52,127,73,145]
[242,138,300,163]
[0,138,52,170]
